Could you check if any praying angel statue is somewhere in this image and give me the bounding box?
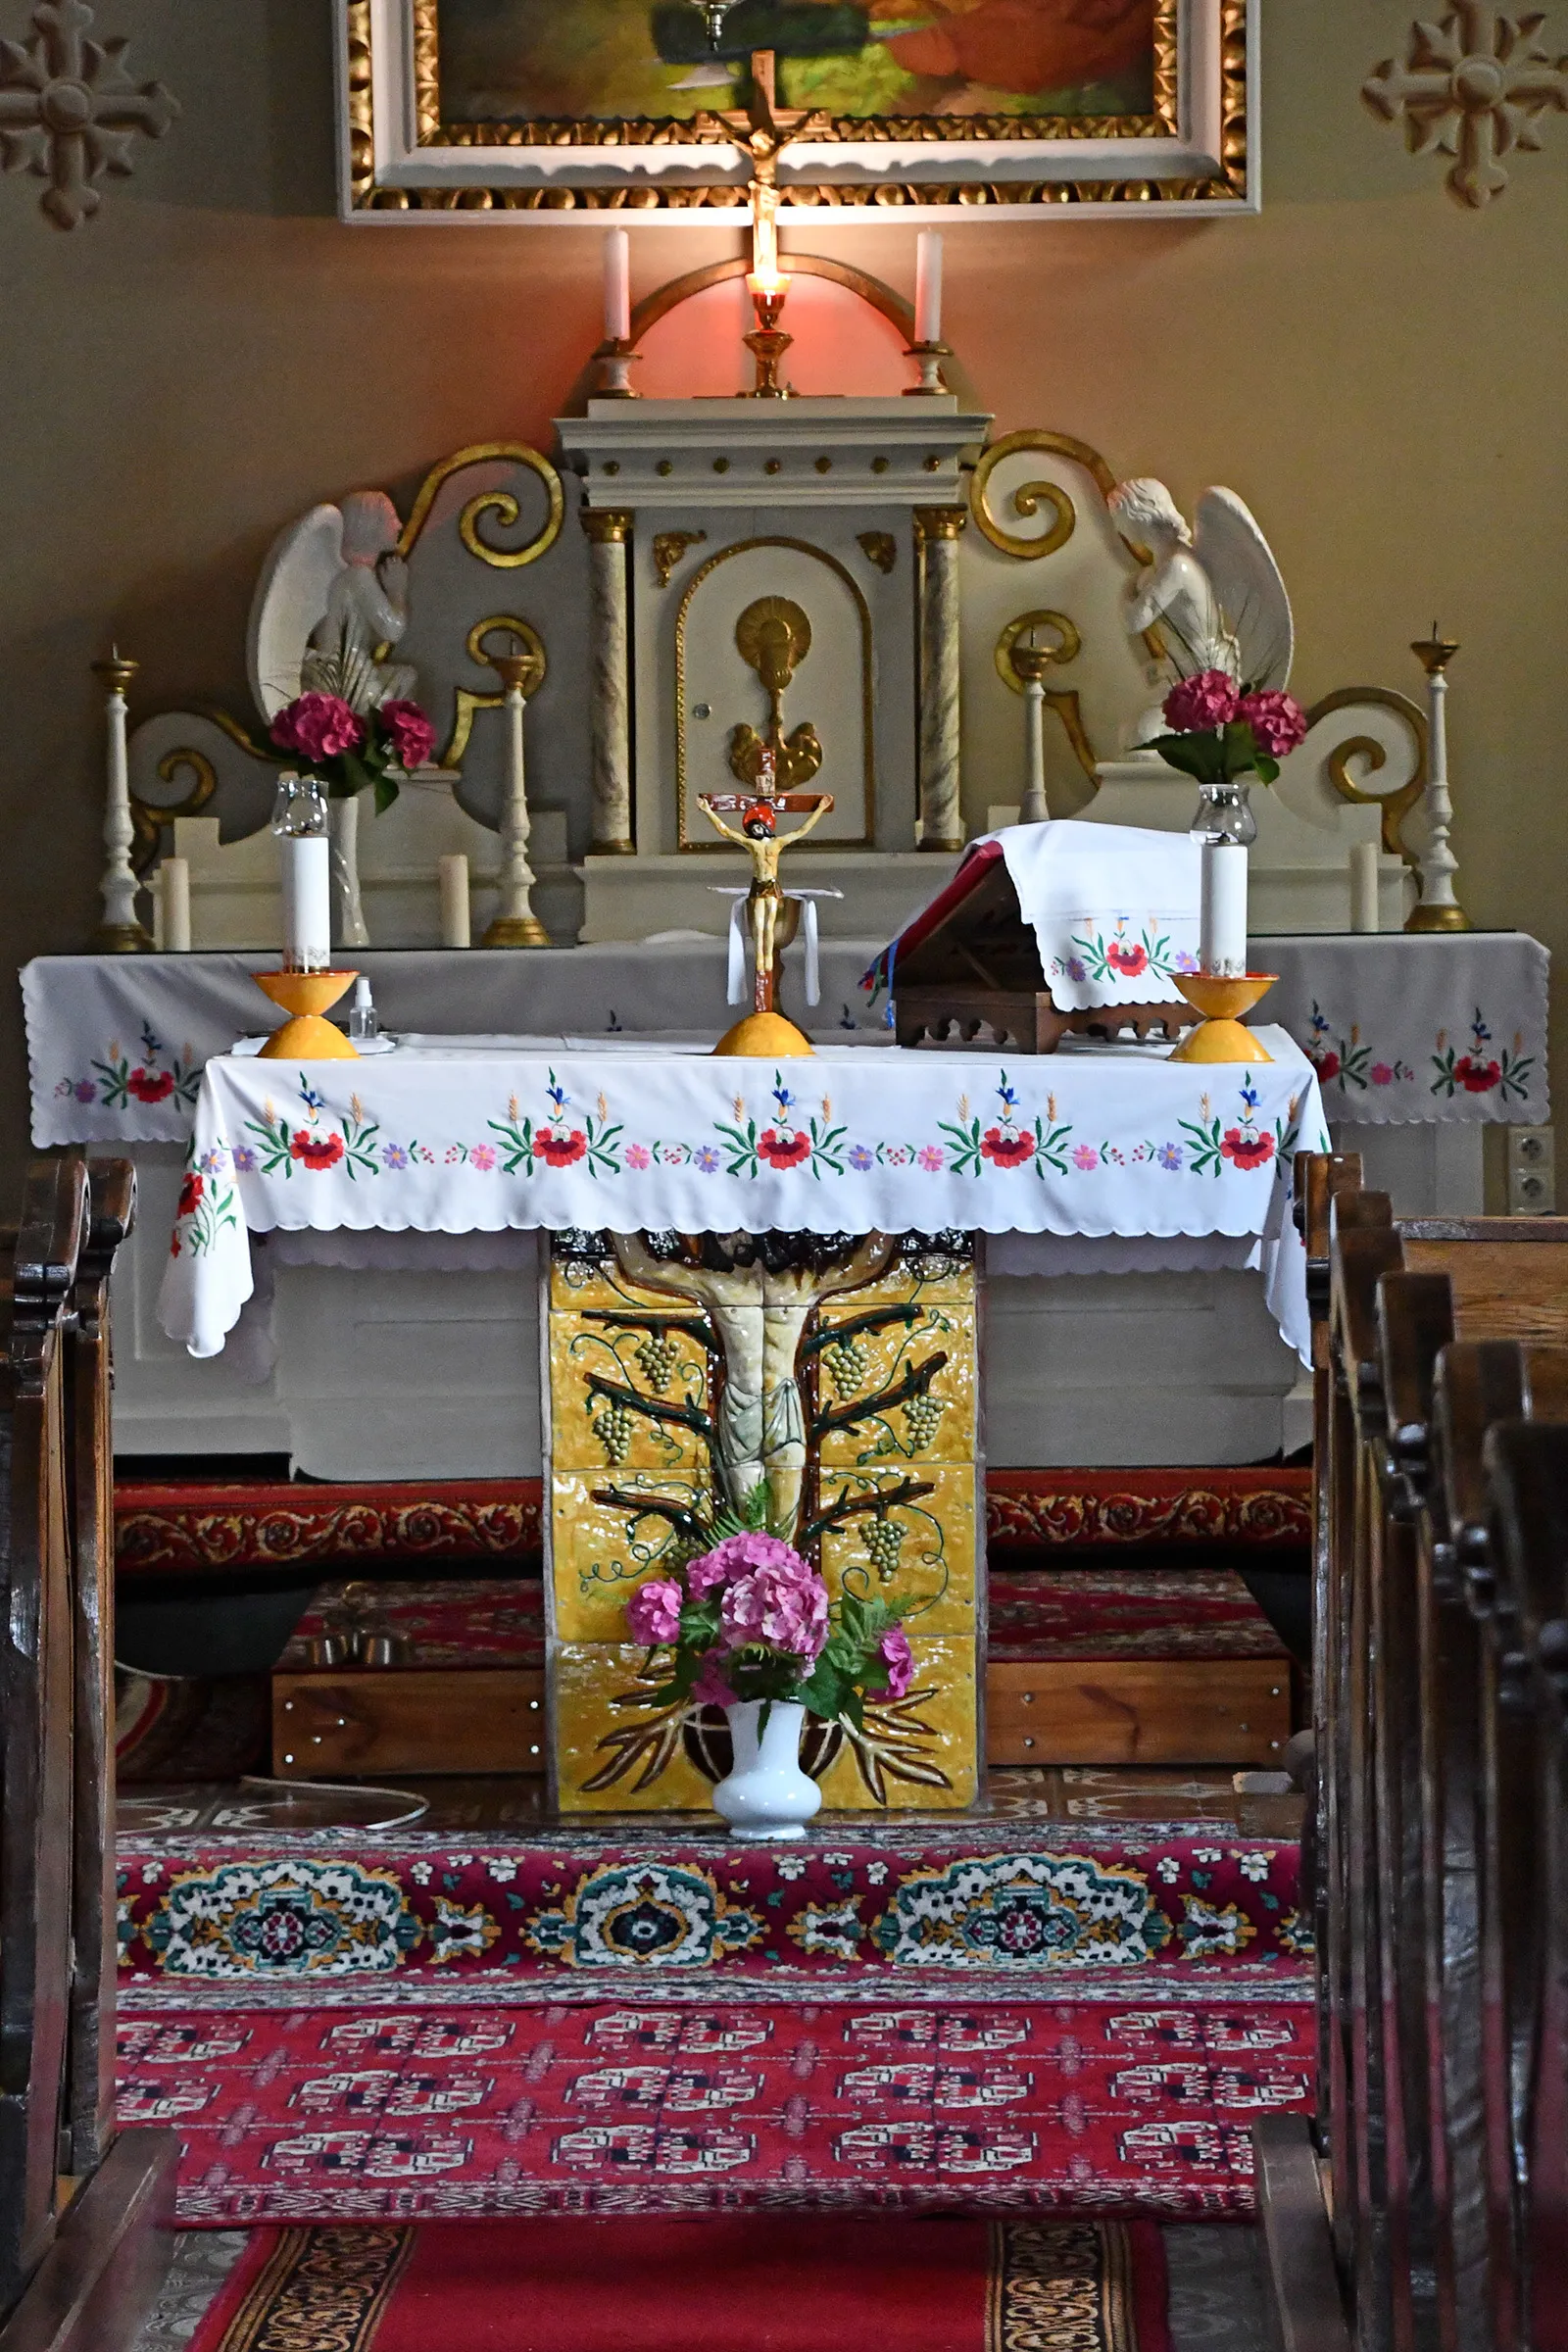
[1107,477,1295,753]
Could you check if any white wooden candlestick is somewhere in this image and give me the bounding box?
[483,647,549,948]
[1406,632,1470,932]
[92,651,151,952]
[1010,639,1053,824]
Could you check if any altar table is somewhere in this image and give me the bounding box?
[19,939,1534,1473]
[158,1033,1328,1364]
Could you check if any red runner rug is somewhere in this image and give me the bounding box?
[116,1466,1310,1577]
[120,1995,1310,2225]
[191,2214,1170,2352]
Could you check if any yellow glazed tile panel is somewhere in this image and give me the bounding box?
[550,1471,710,1643]
[814,1302,977,1468]
[552,1642,715,1814]
[551,1637,978,1815]
[549,1255,697,1317]
[548,1312,712,1480]
[815,1248,976,1315]
[814,1636,979,1812]
[817,1462,978,1636]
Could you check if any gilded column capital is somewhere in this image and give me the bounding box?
[913,505,968,543]
[581,508,635,545]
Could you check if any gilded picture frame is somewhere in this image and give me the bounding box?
[337,0,1256,219]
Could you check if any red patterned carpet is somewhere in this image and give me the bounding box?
[119,1994,1310,2226]
[115,1466,1311,1577]
[189,2214,1169,2352]
[116,1821,1309,1993]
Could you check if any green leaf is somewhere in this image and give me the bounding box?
[1140,731,1224,786]
[373,773,401,815]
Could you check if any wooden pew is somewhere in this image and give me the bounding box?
[1482,1421,1568,2352]
[1260,1159,1568,2352]
[0,1159,175,2352]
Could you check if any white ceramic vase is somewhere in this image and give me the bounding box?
[327,793,370,949]
[712,1699,821,1842]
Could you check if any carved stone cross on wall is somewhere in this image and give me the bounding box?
[0,0,179,228]
[1363,3,1568,206]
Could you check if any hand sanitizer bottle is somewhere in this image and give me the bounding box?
[347,975,380,1043]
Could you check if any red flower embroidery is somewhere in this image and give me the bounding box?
[1105,941,1149,978]
[981,1127,1036,1168]
[1221,1128,1275,1171]
[758,1129,810,1169]
[169,1234,180,1257]
[533,1127,588,1167]
[290,1130,345,1171]
[1309,1050,1340,1084]
[176,1172,203,1219]
[128,1066,176,1102]
[1454,1055,1501,1094]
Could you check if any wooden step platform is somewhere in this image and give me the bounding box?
[269,1569,1295,1779]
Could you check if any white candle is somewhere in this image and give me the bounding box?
[439,853,471,949]
[1200,842,1249,977]
[603,227,630,343]
[1348,840,1380,933]
[161,856,191,952]
[914,230,943,344]
[280,834,331,970]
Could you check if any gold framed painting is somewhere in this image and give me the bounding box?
[337,0,1255,217]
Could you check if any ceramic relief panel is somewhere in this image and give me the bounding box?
[545,1228,983,1814]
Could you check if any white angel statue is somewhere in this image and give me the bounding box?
[1107,477,1294,753]
[247,488,417,722]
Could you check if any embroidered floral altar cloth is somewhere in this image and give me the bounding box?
[24,932,1545,1152]
[158,1035,1327,1365]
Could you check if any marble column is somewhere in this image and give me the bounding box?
[581,507,635,855]
[914,506,966,852]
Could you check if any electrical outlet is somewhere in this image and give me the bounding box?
[1507,1126,1555,1215]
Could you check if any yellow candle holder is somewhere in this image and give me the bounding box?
[254,970,361,1061]
[711,1009,815,1058]
[1167,973,1277,1064]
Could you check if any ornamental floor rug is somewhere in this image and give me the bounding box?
[118,1995,1312,2226]
[115,1821,1310,1996]
[186,2215,1170,2352]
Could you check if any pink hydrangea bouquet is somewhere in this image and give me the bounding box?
[269,691,437,815]
[1141,671,1308,786]
[626,1522,915,1729]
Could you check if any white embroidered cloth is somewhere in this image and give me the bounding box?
[23,929,1544,1147]
[985,821,1203,1010]
[157,1033,1328,1363]
[1258,930,1549,1125]
[872,822,1203,1014]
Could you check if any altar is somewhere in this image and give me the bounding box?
[32,220,1553,1494]
[149,1026,1325,1815]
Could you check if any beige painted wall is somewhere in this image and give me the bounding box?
[3,0,1562,1192]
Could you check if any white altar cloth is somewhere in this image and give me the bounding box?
[24,932,1542,1152]
[158,1032,1327,1363]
